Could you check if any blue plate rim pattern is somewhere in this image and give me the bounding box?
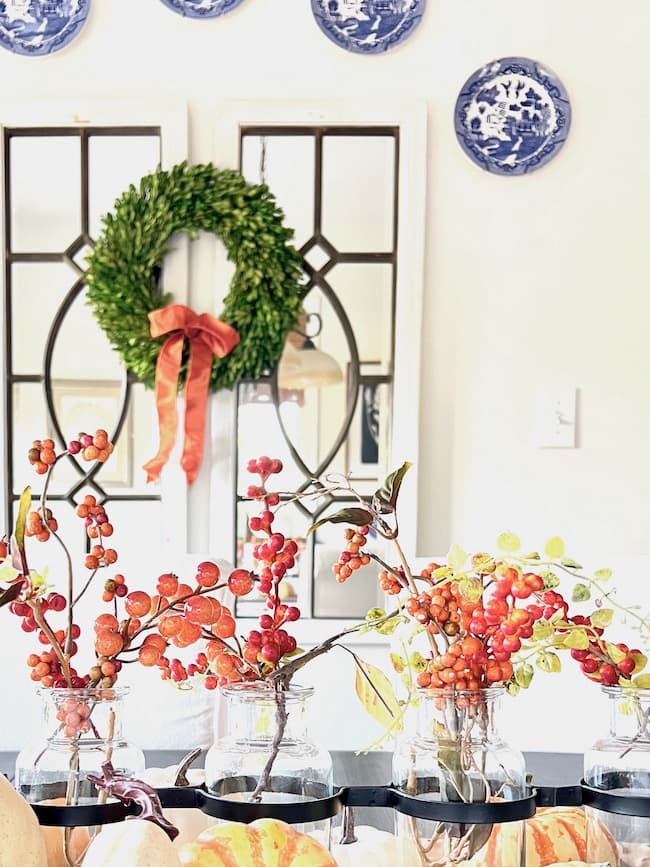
[311,0,426,55]
[454,56,572,176]
[0,0,91,57]
[159,0,245,19]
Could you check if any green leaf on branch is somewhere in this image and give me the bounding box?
[561,558,583,570]
[409,652,427,673]
[523,551,541,561]
[353,655,402,730]
[0,582,22,609]
[594,568,612,582]
[536,651,562,673]
[447,544,467,572]
[606,642,626,664]
[373,462,412,511]
[631,651,648,674]
[591,608,614,628]
[633,674,650,688]
[572,583,591,603]
[563,629,590,650]
[307,508,374,535]
[544,537,565,559]
[390,653,406,674]
[532,621,555,641]
[14,486,31,555]
[366,607,386,623]
[375,615,403,636]
[540,570,560,590]
[458,577,483,604]
[515,663,534,689]
[497,532,521,553]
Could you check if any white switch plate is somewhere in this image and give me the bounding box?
[534,386,577,448]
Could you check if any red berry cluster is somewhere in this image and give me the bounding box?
[567,614,641,685]
[333,527,371,583]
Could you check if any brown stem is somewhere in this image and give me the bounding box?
[31,602,72,685]
[249,683,288,803]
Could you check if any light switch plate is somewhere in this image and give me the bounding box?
[534,386,577,448]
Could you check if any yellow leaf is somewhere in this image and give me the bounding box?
[633,674,650,689]
[447,544,467,572]
[544,537,566,559]
[390,653,406,674]
[497,532,521,553]
[591,608,614,628]
[354,656,402,731]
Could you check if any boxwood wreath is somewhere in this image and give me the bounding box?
[85,161,305,393]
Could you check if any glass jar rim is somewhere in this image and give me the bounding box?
[220,682,314,702]
[37,685,130,700]
[417,685,505,700]
[601,684,650,698]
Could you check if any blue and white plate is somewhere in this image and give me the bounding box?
[159,0,245,18]
[454,57,571,175]
[311,0,426,55]
[0,0,90,57]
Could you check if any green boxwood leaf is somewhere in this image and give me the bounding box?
[561,558,582,569]
[515,663,534,689]
[594,568,612,582]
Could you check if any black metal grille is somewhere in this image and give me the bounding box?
[3,126,162,527]
[235,125,400,619]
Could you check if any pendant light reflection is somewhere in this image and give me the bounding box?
[277,312,344,390]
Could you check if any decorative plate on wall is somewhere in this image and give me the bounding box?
[159,0,245,18]
[311,0,426,55]
[0,0,91,57]
[454,57,571,175]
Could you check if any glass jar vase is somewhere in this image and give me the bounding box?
[15,686,145,805]
[392,686,526,866]
[205,683,333,843]
[584,686,650,865]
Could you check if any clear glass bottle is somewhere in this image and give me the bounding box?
[15,686,145,805]
[392,687,526,866]
[584,686,650,865]
[205,683,333,844]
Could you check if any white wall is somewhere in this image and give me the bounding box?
[2,0,650,758]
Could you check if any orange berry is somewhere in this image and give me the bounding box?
[85,554,100,570]
[104,549,118,565]
[94,613,119,633]
[138,645,161,667]
[143,633,167,652]
[214,615,236,639]
[100,523,114,537]
[95,631,123,657]
[156,573,178,598]
[82,445,99,461]
[158,615,183,637]
[125,591,151,618]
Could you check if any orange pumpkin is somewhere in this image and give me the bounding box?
[465,807,618,867]
[178,818,337,867]
[38,799,90,867]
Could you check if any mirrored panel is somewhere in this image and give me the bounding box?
[11,261,78,375]
[241,134,315,249]
[321,135,395,252]
[323,263,393,370]
[9,135,81,252]
[88,135,161,240]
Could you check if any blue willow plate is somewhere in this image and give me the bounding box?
[454,57,571,175]
[311,0,426,55]
[0,0,91,57]
[159,0,245,18]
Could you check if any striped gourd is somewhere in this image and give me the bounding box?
[178,818,337,867]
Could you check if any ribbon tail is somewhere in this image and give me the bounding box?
[180,341,214,485]
[142,333,184,483]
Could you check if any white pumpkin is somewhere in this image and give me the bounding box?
[82,819,180,867]
[140,758,216,848]
[332,824,399,867]
[0,772,48,866]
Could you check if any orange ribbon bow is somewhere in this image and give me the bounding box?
[142,304,240,485]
